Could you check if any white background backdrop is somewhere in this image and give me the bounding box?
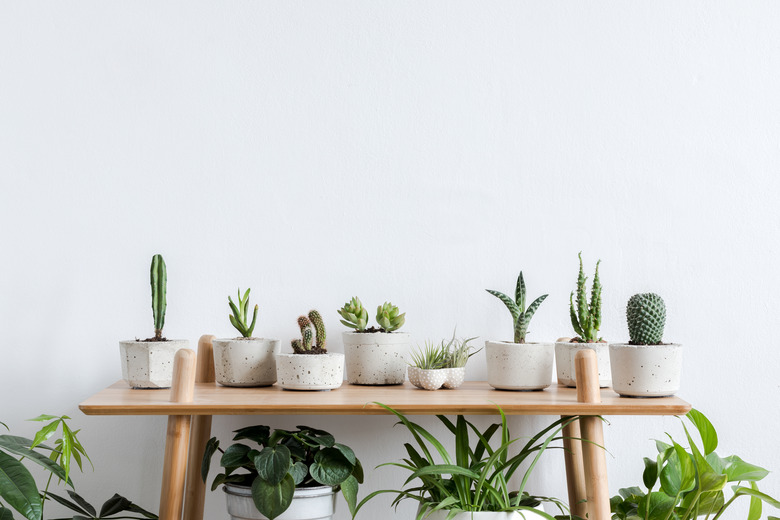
[2,1,779,519]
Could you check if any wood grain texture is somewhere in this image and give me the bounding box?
[562,417,587,518]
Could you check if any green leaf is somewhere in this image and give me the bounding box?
[686,409,718,455]
[253,445,292,485]
[27,415,60,423]
[643,457,658,489]
[0,451,42,520]
[309,448,352,487]
[220,444,251,468]
[660,444,695,497]
[47,492,91,516]
[637,491,675,520]
[30,421,59,450]
[289,461,307,486]
[99,493,133,517]
[201,438,219,482]
[733,486,780,510]
[251,474,294,520]
[0,506,13,520]
[341,474,359,517]
[232,426,270,445]
[0,436,71,487]
[748,482,762,520]
[209,473,246,492]
[722,455,769,482]
[333,443,356,465]
[65,490,96,518]
[486,290,520,322]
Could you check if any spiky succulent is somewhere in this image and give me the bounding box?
[291,310,327,354]
[486,271,548,343]
[376,302,405,332]
[627,293,666,345]
[150,254,167,340]
[569,252,603,342]
[338,297,369,331]
[228,288,258,338]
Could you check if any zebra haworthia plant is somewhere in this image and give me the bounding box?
[486,271,548,343]
[569,252,603,343]
[150,254,167,341]
[228,288,258,338]
[291,310,327,354]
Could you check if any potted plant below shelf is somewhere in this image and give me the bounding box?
[609,293,682,397]
[555,252,610,388]
[485,271,552,391]
[407,330,479,390]
[276,311,344,390]
[338,297,411,385]
[119,254,188,389]
[202,425,363,520]
[212,288,281,387]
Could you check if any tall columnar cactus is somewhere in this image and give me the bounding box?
[228,288,258,338]
[627,293,666,345]
[338,297,369,331]
[569,252,602,342]
[376,302,405,332]
[150,254,167,340]
[291,311,327,354]
[486,271,548,343]
[308,310,326,348]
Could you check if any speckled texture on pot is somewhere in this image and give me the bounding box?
[609,343,682,397]
[343,331,411,385]
[407,367,447,390]
[555,341,611,388]
[276,352,344,391]
[442,367,466,389]
[119,339,189,389]
[213,338,281,387]
[485,341,554,391]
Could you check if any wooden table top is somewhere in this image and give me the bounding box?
[79,381,691,416]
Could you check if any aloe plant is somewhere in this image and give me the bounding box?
[150,254,166,340]
[228,288,258,338]
[291,310,327,354]
[569,252,603,343]
[486,271,548,343]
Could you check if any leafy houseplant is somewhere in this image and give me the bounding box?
[213,288,281,388]
[484,271,554,391]
[555,253,610,388]
[610,409,779,520]
[202,425,363,520]
[119,254,189,389]
[354,404,578,520]
[339,297,412,386]
[276,311,344,390]
[407,332,479,390]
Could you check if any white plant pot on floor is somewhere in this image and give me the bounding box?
[555,341,611,388]
[276,353,344,390]
[418,508,547,520]
[485,341,554,391]
[343,331,411,385]
[213,338,281,387]
[119,339,189,389]
[224,483,336,520]
[609,343,683,397]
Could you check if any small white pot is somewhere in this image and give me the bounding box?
[343,331,411,385]
[485,341,554,391]
[442,367,466,389]
[554,341,611,388]
[119,339,189,389]
[407,367,466,390]
[213,338,281,387]
[224,483,336,520]
[276,353,344,391]
[609,343,683,397]
[419,507,547,519]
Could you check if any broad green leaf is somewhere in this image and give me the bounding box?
[637,491,675,520]
[201,438,219,482]
[99,494,132,517]
[341,474,359,517]
[66,491,96,517]
[619,487,644,500]
[722,455,769,482]
[0,436,71,487]
[0,506,13,520]
[253,445,291,485]
[289,461,307,486]
[333,443,356,465]
[30,421,59,450]
[310,448,352,486]
[732,486,780,510]
[660,445,694,497]
[686,409,718,455]
[251,474,294,520]
[126,501,158,519]
[220,444,251,468]
[673,442,695,494]
[748,482,762,520]
[351,458,364,484]
[232,426,270,445]
[209,473,246,492]
[47,492,91,516]
[643,457,658,489]
[0,452,42,520]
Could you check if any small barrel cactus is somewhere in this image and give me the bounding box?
[486,271,548,343]
[228,288,258,338]
[376,302,405,332]
[291,311,327,354]
[627,293,666,345]
[338,297,369,331]
[569,252,603,342]
[150,254,167,340]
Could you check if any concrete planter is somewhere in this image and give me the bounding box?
[609,343,683,397]
[276,353,344,391]
[485,341,554,391]
[343,332,410,385]
[224,483,336,520]
[407,367,466,390]
[555,341,611,388]
[213,338,281,387]
[119,339,189,389]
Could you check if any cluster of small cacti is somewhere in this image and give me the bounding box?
[486,272,548,343]
[150,254,167,340]
[291,310,327,354]
[228,288,258,338]
[338,297,406,332]
[627,293,666,345]
[569,252,602,343]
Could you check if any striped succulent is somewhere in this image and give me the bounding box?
[228,288,258,338]
[486,271,548,343]
[291,310,327,354]
[338,297,369,331]
[376,302,405,332]
[569,252,602,342]
[627,293,666,345]
[150,254,167,340]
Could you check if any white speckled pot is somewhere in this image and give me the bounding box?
[442,367,466,389]
[555,341,611,388]
[609,343,683,397]
[276,353,344,391]
[408,367,466,390]
[485,341,554,391]
[343,331,411,385]
[119,339,189,389]
[224,483,336,520]
[213,338,281,387]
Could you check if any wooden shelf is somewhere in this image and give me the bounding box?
[79,380,691,417]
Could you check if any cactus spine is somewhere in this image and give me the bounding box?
[292,311,327,354]
[486,271,548,343]
[627,293,666,345]
[569,252,602,342]
[150,254,167,340]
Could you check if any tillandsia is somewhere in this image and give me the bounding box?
[337,297,369,331]
[150,254,167,341]
[486,271,548,343]
[408,331,481,370]
[228,288,258,338]
[627,293,666,345]
[376,302,405,332]
[569,252,603,343]
[291,310,327,354]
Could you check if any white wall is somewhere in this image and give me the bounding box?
[2,1,779,518]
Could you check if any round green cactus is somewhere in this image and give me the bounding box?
[338,297,369,331]
[627,293,666,345]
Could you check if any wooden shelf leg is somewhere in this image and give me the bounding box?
[182,335,216,520]
[575,349,610,520]
[562,416,588,518]
[159,349,197,520]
